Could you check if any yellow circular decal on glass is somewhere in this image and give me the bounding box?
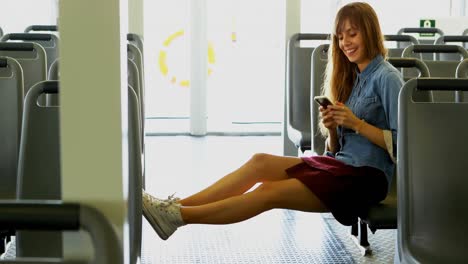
[159,30,216,87]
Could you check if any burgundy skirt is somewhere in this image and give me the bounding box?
[285,155,387,226]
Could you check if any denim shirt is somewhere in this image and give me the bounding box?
[333,55,404,189]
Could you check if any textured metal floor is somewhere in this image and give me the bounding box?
[0,136,395,263]
[322,214,396,264]
[141,210,355,264]
[141,135,396,264]
[1,215,395,263]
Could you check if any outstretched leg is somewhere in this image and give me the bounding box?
[181,178,328,225]
[179,153,303,206]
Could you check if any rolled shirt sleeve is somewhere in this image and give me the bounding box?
[380,71,403,162]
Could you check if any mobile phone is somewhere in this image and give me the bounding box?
[314,96,333,108]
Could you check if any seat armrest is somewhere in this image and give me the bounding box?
[0,200,122,264]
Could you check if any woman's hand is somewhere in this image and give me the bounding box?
[329,102,362,131]
[319,105,338,131]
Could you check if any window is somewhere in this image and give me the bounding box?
[144,0,285,133]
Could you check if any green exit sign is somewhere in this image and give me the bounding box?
[419,19,436,37]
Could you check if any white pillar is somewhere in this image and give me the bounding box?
[283,0,301,156]
[52,0,59,25]
[190,0,208,136]
[460,0,466,16]
[59,0,128,262]
[129,0,144,36]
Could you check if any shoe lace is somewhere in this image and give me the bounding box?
[144,190,181,208]
[161,193,181,208]
[166,193,180,202]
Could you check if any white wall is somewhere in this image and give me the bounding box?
[300,0,467,35]
[0,0,57,34]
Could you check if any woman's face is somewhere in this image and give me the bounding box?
[337,19,370,72]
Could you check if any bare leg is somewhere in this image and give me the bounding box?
[180,178,328,225]
[179,153,303,206]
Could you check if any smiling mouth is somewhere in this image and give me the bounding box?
[345,48,357,55]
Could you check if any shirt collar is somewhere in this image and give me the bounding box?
[355,55,384,80]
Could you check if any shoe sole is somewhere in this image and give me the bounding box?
[142,201,169,240]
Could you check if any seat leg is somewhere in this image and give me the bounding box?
[350,219,372,256]
[351,222,358,237]
[1,235,5,254]
[359,220,370,246]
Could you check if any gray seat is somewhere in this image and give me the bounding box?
[127,43,145,130]
[397,27,444,61]
[0,57,24,253]
[388,57,431,83]
[309,43,329,155]
[0,57,24,200]
[16,81,61,259]
[434,35,468,61]
[456,58,468,78]
[48,59,59,80]
[396,78,468,264]
[0,201,122,264]
[128,33,144,57]
[402,44,468,102]
[390,58,433,102]
[127,59,143,165]
[127,85,142,264]
[46,59,60,106]
[384,35,419,58]
[1,33,59,72]
[0,42,47,97]
[464,29,468,49]
[15,81,142,263]
[455,59,468,102]
[352,58,430,256]
[24,25,58,34]
[128,43,146,188]
[284,33,329,156]
[128,59,141,134]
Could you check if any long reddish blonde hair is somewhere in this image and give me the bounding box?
[323,2,387,103]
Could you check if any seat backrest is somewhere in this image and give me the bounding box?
[128,43,147,188]
[128,85,142,264]
[0,57,24,200]
[1,33,59,72]
[455,59,468,102]
[434,35,468,61]
[402,44,468,102]
[285,33,329,154]
[397,78,468,264]
[15,82,141,263]
[388,57,430,78]
[309,44,329,155]
[128,59,145,153]
[397,27,444,61]
[387,57,432,102]
[464,28,468,49]
[16,81,61,259]
[128,43,145,138]
[0,201,123,264]
[0,42,47,97]
[128,59,139,96]
[456,58,468,78]
[48,58,59,80]
[24,25,58,34]
[385,35,419,58]
[128,33,144,57]
[46,59,60,106]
